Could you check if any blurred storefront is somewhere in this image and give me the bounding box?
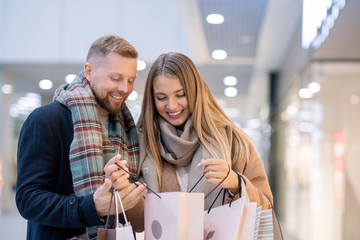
[272,61,360,240]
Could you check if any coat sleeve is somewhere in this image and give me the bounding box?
[15,105,103,228]
[231,135,273,210]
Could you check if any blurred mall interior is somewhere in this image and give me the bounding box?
[1,0,359,239]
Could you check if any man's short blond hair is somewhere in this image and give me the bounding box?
[86,34,138,62]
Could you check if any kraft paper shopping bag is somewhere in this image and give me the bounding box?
[144,192,204,240]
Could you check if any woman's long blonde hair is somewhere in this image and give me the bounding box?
[137,52,252,185]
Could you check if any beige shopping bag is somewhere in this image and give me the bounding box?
[144,192,204,240]
[97,191,135,240]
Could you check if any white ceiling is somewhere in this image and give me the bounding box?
[1,0,359,124]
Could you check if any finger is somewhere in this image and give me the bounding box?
[98,178,112,194]
[93,178,113,216]
[116,160,129,173]
[206,177,221,185]
[110,168,129,180]
[105,161,129,179]
[203,164,228,175]
[125,183,147,198]
[120,184,147,210]
[104,154,122,172]
[112,175,131,190]
[106,165,129,179]
[117,182,137,199]
[204,170,225,180]
[198,158,225,168]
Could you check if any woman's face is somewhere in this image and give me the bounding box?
[153,75,190,127]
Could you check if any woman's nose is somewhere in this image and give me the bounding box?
[167,97,178,110]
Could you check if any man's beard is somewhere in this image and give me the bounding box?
[92,88,124,116]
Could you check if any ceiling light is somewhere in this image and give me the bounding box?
[212,50,227,60]
[1,84,13,94]
[128,90,139,101]
[298,88,314,99]
[65,74,76,84]
[206,14,224,24]
[223,76,237,86]
[137,60,146,71]
[224,87,238,97]
[308,82,321,93]
[39,79,53,90]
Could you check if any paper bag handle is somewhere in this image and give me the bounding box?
[103,191,131,228]
[114,191,130,227]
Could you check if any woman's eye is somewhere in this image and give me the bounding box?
[156,97,166,101]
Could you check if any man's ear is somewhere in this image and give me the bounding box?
[84,63,93,82]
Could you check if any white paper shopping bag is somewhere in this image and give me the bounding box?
[144,192,204,240]
[97,191,135,240]
[204,196,257,240]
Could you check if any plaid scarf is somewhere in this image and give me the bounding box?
[53,71,139,239]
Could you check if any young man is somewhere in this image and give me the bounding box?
[16,35,146,240]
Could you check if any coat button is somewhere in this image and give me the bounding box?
[69,196,76,205]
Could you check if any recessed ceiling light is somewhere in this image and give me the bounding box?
[137,60,146,71]
[39,79,53,90]
[1,84,13,94]
[224,87,238,97]
[212,50,227,60]
[223,76,237,86]
[65,74,76,84]
[308,82,321,93]
[298,88,313,99]
[206,14,224,24]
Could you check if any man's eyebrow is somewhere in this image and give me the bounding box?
[108,73,137,79]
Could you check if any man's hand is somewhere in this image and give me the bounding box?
[93,178,147,216]
[104,154,131,190]
[93,154,147,216]
[93,178,113,216]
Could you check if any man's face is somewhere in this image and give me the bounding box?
[85,52,137,116]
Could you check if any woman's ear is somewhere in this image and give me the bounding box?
[84,63,93,82]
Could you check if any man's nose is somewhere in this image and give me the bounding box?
[117,81,128,93]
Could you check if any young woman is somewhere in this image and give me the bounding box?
[137,52,273,210]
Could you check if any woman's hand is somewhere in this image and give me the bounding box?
[198,158,239,193]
